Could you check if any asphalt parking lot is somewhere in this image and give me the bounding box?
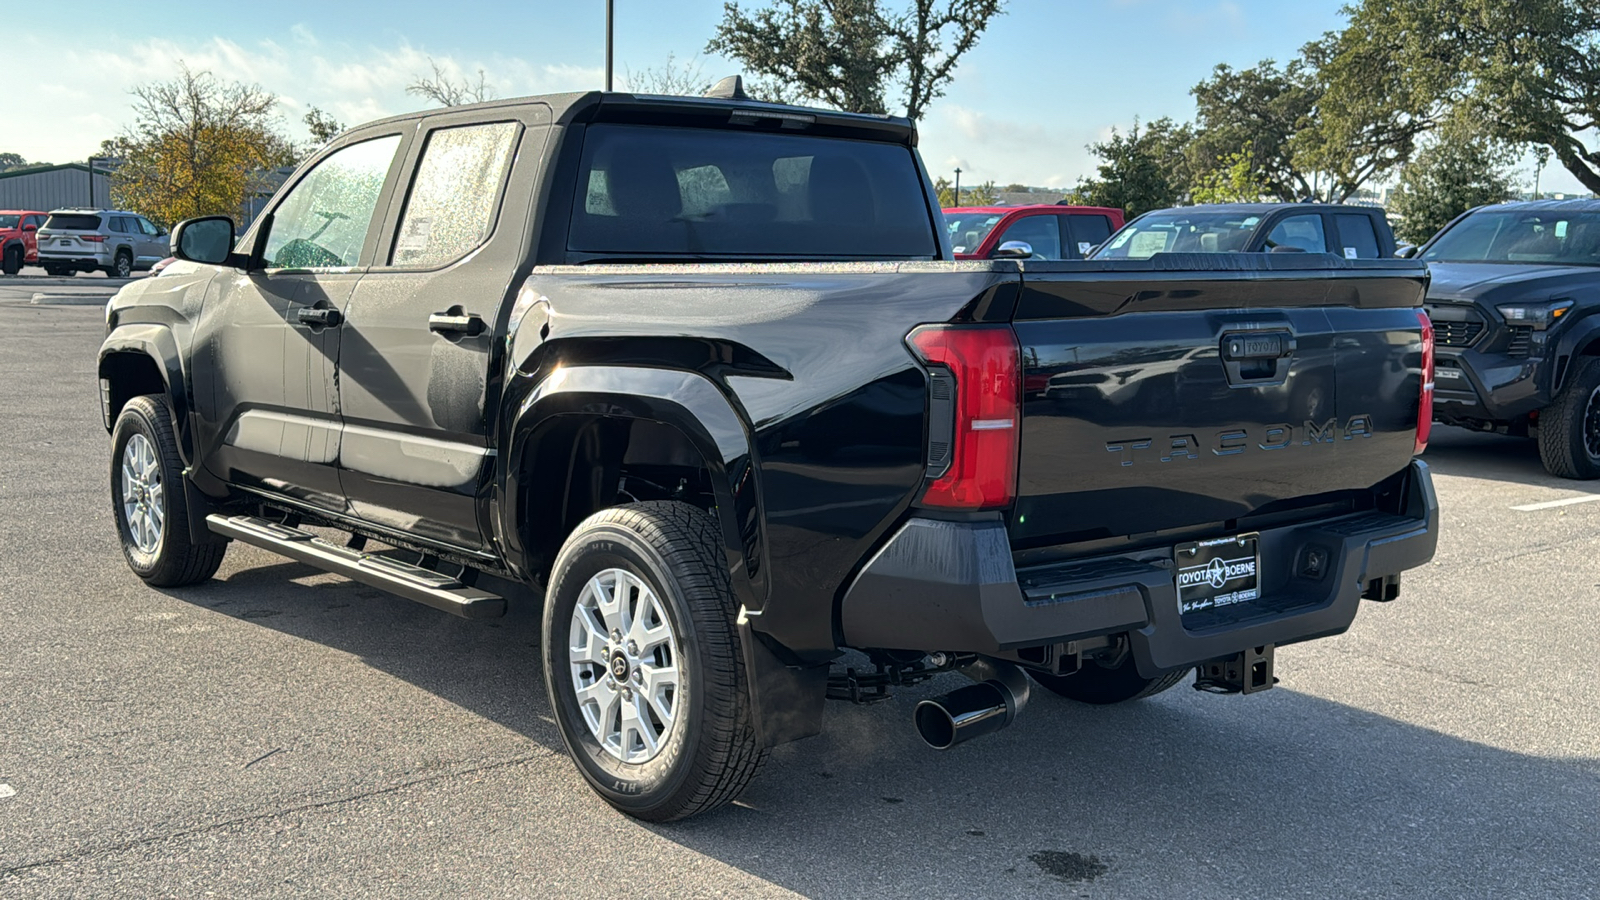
[1,301,1597,899]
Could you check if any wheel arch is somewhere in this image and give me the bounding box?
[98,325,192,463]
[499,365,766,611]
[1550,315,1600,394]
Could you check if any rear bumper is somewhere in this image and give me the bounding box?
[37,249,111,267]
[839,459,1438,675]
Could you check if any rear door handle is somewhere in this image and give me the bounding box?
[296,307,342,328]
[429,308,485,336]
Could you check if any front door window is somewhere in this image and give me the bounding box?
[262,136,401,269]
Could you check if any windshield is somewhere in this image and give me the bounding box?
[568,124,937,259]
[1093,210,1262,259]
[0,215,19,229]
[943,212,1004,255]
[1422,210,1600,266]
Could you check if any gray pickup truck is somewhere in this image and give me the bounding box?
[99,84,1439,820]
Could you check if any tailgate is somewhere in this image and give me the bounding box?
[1010,254,1429,548]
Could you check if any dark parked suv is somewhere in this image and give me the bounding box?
[1419,200,1600,477]
[98,86,1438,821]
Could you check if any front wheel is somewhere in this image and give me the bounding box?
[542,501,766,821]
[1,245,20,275]
[110,396,227,586]
[1031,654,1190,705]
[1537,357,1600,479]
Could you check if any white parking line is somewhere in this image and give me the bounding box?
[1512,495,1600,512]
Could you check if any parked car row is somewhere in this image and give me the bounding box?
[0,206,169,277]
[992,194,1600,480]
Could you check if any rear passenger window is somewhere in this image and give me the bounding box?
[1064,214,1113,258]
[1334,214,1380,259]
[1265,214,1327,253]
[392,121,519,267]
[997,215,1061,259]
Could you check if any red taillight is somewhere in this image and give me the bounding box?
[907,324,1021,509]
[1416,310,1434,455]
[82,234,107,242]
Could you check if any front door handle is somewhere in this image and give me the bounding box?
[429,308,485,336]
[296,307,343,328]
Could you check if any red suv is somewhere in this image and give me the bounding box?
[942,204,1125,260]
[0,210,47,275]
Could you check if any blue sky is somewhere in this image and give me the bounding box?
[10,0,1585,193]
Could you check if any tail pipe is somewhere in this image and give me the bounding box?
[913,659,1031,750]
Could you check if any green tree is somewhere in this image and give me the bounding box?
[1189,148,1266,204]
[1188,55,1320,202]
[707,0,1006,120]
[1297,18,1442,202]
[1388,119,1518,246]
[933,176,995,207]
[1078,117,1194,218]
[302,107,344,148]
[105,65,295,227]
[0,152,28,172]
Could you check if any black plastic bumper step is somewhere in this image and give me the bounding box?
[206,514,506,619]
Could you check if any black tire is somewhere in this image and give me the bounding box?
[542,501,767,821]
[107,251,133,279]
[1,245,20,276]
[1537,357,1600,479]
[110,395,227,587]
[1031,655,1191,705]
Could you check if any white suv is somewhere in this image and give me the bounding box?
[36,209,168,277]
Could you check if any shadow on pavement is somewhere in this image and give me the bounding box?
[164,555,1600,897]
[1423,424,1597,494]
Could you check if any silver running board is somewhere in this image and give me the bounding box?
[206,514,506,619]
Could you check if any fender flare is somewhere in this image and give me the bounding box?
[499,364,831,747]
[499,364,768,611]
[98,323,191,462]
[1551,315,1600,393]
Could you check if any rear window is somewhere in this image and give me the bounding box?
[44,213,102,231]
[568,124,937,259]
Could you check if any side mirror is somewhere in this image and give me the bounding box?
[170,215,237,266]
[22,223,37,232]
[1395,244,1419,259]
[992,240,1034,259]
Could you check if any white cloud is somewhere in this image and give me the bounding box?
[921,104,1111,188]
[4,30,603,164]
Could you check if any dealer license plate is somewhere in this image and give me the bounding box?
[1175,534,1260,616]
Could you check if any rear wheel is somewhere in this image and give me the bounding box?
[542,501,766,821]
[1,245,20,275]
[110,396,227,586]
[1537,357,1600,479]
[107,250,133,279]
[1031,655,1190,705]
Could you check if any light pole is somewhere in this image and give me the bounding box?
[954,167,962,207]
[87,156,117,207]
[604,0,614,91]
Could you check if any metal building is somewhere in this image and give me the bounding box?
[0,164,113,211]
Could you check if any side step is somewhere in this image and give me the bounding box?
[207,514,507,619]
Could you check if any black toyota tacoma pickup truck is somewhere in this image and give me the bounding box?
[1414,200,1600,477]
[98,85,1439,821]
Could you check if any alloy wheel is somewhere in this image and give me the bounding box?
[568,567,681,764]
[120,433,165,554]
